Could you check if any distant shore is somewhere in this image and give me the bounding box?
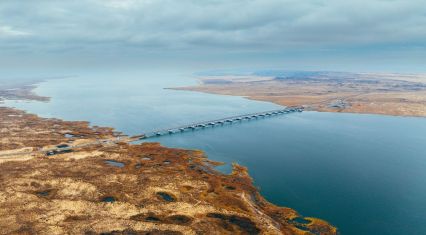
[174,72,426,117]
[0,81,49,104]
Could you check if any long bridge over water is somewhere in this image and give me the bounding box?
[138,106,303,139]
[0,106,304,158]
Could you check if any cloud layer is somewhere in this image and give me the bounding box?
[0,0,425,70]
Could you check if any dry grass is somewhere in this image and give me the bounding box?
[0,107,337,234]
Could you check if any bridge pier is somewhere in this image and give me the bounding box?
[137,107,303,140]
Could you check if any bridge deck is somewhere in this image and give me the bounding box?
[0,106,303,158]
[140,106,303,139]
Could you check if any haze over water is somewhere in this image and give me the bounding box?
[5,69,426,235]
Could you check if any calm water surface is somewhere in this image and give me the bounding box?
[5,70,426,235]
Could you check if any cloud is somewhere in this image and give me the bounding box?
[0,0,424,70]
[100,0,150,9]
[0,25,31,37]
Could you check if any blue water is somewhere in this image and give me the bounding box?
[4,70,426,235]
[5,70,279,134]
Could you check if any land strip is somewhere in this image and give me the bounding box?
[175,72,426,117]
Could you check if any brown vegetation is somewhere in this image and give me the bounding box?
[0,107,337,234]
[0,107,116,151]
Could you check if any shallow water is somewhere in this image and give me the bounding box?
[105,160,125,168]
[101,196,116,203]
[5,69,426,235]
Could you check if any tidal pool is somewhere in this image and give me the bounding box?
[105,160,125,168]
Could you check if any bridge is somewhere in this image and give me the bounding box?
[0,106,303,158]
[138,106,303,139]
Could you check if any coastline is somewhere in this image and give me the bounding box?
[0,80,338,234]
[0,79,50,104]
[172,73,426,118]
[175,87,426,118]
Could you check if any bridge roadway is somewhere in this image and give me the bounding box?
[139,106,303,139]
[0,106,303,158]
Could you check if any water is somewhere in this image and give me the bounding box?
[158,112,426,235]
[5,70,279,134]
[157,192,176,202]
[101,196,116,203]
[4,70,426,235]
[105,160,125,168]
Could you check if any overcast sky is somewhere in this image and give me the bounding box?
[0,0,425,72]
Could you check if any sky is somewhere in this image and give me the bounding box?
[0,0,425,73]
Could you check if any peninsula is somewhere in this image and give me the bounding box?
[175,71,426,117]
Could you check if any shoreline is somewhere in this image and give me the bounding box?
[176,88,426,118]
[0,79,338,234]
[0,82,50,104]
[173,72,426,118]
